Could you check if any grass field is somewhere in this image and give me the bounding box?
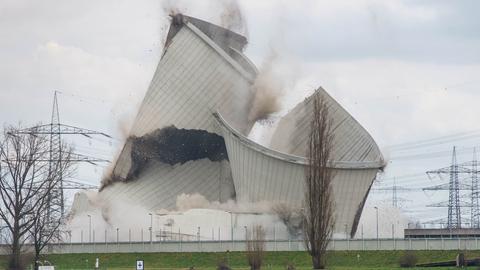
[5,250,478,270]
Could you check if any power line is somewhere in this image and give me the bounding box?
[9,91,111,227]
[387,130,480,151]
[424,147,480,229]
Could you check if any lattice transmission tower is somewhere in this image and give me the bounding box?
[372,178,412,208]
[471,148,480,227]
[447,147,461,228]
[425,147,477,229]
[461,148,480,228]
[12,91,111,223]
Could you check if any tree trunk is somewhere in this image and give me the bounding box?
[10,244,21,270]
[34,256,39,270]
[34,246,41,270]
[10,225,21,270]
[312,255,325,269]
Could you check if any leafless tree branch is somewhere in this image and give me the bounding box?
[246,225,266,270]
[0,125,74,270]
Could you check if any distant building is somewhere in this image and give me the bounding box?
[71,14,384,237]
[405,228,480,239]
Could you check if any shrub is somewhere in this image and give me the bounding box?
[456,252,466,267]
[217,259,231,270]
[399,251,418,268]
[286,262,296,270]
[246,225,266,270]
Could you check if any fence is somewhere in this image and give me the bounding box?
[0,238,479,254]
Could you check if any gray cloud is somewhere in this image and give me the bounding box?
[243,0,480,64]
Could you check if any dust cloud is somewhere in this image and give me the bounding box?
[219,0,248,37]
[248,51,284,122]
[160,0,248,37]
[174,193,274,213]
[353,203,411,239]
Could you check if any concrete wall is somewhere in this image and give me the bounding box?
[2,238,478,255]
[99,21,257,211]
[215,112,380,235]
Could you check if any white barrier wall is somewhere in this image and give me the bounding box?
[1,238,478,255]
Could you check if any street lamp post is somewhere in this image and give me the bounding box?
[66,230,72,245]
[231,212,233,241]
[87,215,92,243]
[374,206,379,249]
[148,213,153,243]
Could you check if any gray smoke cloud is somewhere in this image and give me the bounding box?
[354,203,410,239]
[174,193,275,214]
[70,190,279,226]
[159,0,248,37]
[160,0,185,16]
[219,0,249,37]
[248,51,284,122]
[67,191,152,242]
[100,111,136,189]
[67,191,286,242]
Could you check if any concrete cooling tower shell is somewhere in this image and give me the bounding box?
[270,88,383,164]
[128,17,256,138]
[214,104,383,237]
[101,15,257,207]
[77,15,384,237]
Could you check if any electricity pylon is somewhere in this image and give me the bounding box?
[11,91,110,224]
[425,147,474,229]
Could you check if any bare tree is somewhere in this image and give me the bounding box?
[303,92,336,269]
[0,126,72,269]
[246,225,266,270]
[29,188,68,270]
[272,203,303,239]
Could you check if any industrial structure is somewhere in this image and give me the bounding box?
[402,147,480,239]
[71,14,384,237]
[10,92,107,228]
[423,147,480,229]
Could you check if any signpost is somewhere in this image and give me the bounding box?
[136,260,144,270]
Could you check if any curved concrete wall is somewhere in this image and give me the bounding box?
[103,17,257,208]
[270,88,383,164]
[102,159,234,210]
[130,22,255,137]
[214,112,380,235]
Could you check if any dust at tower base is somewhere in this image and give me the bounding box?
[70,14,384,237]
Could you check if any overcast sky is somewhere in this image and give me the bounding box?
[1,0,480,224]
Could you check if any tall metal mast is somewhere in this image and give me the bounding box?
[425,147,473,229]
[12,91,111,221]
[471,148,479,228]
[448,147,461,228]
[47,91,63,222]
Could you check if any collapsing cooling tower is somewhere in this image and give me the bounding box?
[83,14,383,236]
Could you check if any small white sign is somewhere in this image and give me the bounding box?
[39,267,54,270]
[136,260,144,270]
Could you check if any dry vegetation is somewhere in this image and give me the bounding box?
[246,225,266,270]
